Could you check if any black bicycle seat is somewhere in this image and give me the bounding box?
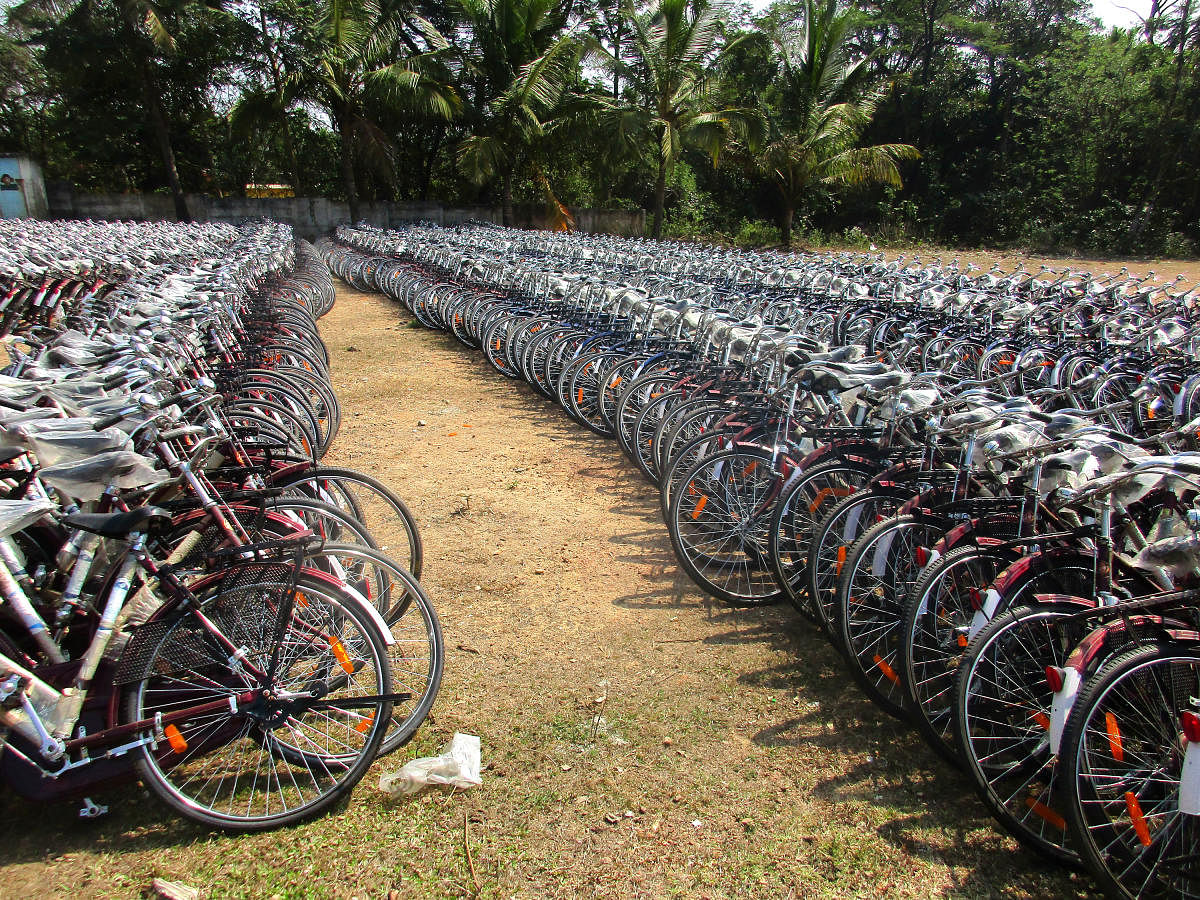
[63,506,173,537]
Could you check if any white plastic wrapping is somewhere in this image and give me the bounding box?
[378,733,482,798]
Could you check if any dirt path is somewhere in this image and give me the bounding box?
[0,286,1088,900]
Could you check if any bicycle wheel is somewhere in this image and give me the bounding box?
[316,544,443,755]
[768,459,877,620]
[1062,641,1200,900]
[899,543,1018,765]
[124,567,392,831]
[834,514,945,718]
[273,467,423,578]
[265,497,379,549]
[658,424,743,523]
[667,445,786,605]
[805,488,907,641]
[954,602,1091,863]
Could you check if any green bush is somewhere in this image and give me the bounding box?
[1162,231,1198,259]
[840,225,871,248]
[733,219,779,248]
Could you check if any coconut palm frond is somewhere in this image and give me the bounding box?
[686,115,731,164]
[679,3,725,69]
[366,62,462,119]
[817,142,921,187]
[410,13,450,51]
[228,86,285,139]
[457,133,510,185]
[7,0,77,25]
[507,34,579,113]
[352,114,397,179]
[142,5,176,52]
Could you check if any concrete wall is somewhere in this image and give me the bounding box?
[45,185,645,239]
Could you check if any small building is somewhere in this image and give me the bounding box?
[245,183,295,198]
[0,156,47,219]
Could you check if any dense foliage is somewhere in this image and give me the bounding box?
[0,0,1196,255]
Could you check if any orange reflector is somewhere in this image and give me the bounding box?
[1106,712,1124,762]
[1025,797,1066,830]
[577,389,584,405]
[691,495,709,519]
[957,633,969,648]
[1125,792,1152,846]
[295,591,309,608]
[611,377,622,389]
[873,654,900,684]
[809,486,855,514]
[355,713,375,735]
[835,545,847,575]
[165,724,188,754]
[1030,711,1050,730]
[741,461,758,478]
[329,637,355,674]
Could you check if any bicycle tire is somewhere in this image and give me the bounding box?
[125,568,392,831]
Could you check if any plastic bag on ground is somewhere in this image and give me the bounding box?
[378,733,482,798]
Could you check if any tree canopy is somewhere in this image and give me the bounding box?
[0,0,1196,256]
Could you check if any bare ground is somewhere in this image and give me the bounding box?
[795,245,1200,285]
[0,285,1102,900]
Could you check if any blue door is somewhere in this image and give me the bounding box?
[0,159,27,218]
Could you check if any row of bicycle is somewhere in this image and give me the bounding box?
[0,220,440,832]
[328,222,1200,899]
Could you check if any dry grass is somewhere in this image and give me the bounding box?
[0,285,1101,900]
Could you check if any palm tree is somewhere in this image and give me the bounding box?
[228,5,305,193]
[287,0,460,222]
[457,34,583,227]
[602,0,760,239]
[9,0,217,221]
[754,0,918,247]
[454,0,580,226]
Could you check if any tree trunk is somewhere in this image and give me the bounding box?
[420,125,445,202]
[652,154,667,239]
[502,170,514,227]
[137,55,190,222]
[781,202,794,249]
[260,9,303,192]
[612,21,622,98]
[338,119,360,223]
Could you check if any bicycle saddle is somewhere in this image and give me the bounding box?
[62,505,172,538]
[803,366,906,394]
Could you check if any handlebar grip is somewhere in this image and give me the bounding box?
[102,371,130,390]
[94,410,130,430]
[156,390,193,409]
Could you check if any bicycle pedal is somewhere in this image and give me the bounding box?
[78,797,108,819]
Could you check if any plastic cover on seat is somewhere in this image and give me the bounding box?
[39,450,165,501]
[0,497,55,538]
